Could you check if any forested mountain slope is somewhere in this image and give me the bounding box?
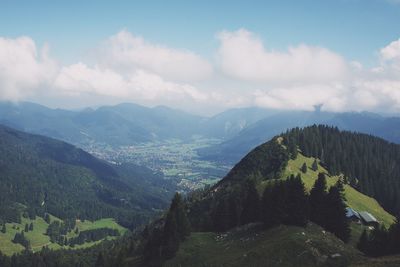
[188,127,395,232]
[1,125,399,266]
[134,126,397,267]
[0,124,174,229]
[281,125,400,215]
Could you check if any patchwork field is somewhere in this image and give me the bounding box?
[0,216,127,256]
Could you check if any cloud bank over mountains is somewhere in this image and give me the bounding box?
[0,29,400,114]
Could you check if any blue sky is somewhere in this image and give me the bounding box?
[0,0,400,115]
[2,0,399,65]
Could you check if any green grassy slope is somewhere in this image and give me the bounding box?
[282,153,395,226]
[167,137,397,267]
[165,223,362,267]
[0,216,127,256]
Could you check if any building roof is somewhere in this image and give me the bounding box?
[358,211,378,223]
[346,207,361,219]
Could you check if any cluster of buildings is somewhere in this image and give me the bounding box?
[346,207,379,228]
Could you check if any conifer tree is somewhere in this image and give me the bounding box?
[287,138,298,160]
[143,227,163,265]
[44,213,50,224]
[335,178,346,200]
[357,229,369,253]
[24,224,29,232]
[311,159,318,171]
[29,223,33,231]
[309,173,328,227]
[95,252,105,267]
[261,185,275,228]
[228,195,240,228]
[325,182,350,242]
[301,163,307,173]
[389,215,400,254]
[170,193,191,240]
[240,180,260,225]
[213,198,230,232]
[163,210,179,259]
[285,174,309,226]
[162,193,191,259]
[367,225,390,256]
[1,224,5,233]
[262,181,288,227]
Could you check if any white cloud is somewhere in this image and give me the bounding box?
[0,36,57,100]
[380,39,400,61]
[217,29,348,84]
[253,84,347,111]
[252,77,400,113]
[54,62,208,102]
[1,30,400,115]
[99,30,213,82]
[54,63,128,97]
[379,38,400,75]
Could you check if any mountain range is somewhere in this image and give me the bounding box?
[199,110,400,164]
[3,101,400,167]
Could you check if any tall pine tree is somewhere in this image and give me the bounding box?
[311,159,318,171]
[240,180,260,225]
[285,174,309,227]
[301,163,308,174]
[325,181,350,242]
[309,173,328,227]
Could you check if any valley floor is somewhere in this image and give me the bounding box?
[84,138,231,191]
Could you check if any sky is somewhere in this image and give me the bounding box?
[1,0,400,115]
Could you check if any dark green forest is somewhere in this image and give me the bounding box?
[0,125,174,229]
[281,125,400,215]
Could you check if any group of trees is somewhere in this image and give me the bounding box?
[300,160,318,174]
[261,175,309,228]
[209,173,350,242]
[309,173,350,242]
[358,217,400,257]
[69,228,120,247]
[46,221,73,245]
[45,219,118,247]
[143,193,191,266]
[0,203,23,224]
[24,223,34,232]
[0,243,116,267]
[12,231,30,249]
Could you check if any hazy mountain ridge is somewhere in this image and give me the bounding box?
[199,111,400,164]
[4,102,400,154]
[0,102,204,146]
[0,102,277,146]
